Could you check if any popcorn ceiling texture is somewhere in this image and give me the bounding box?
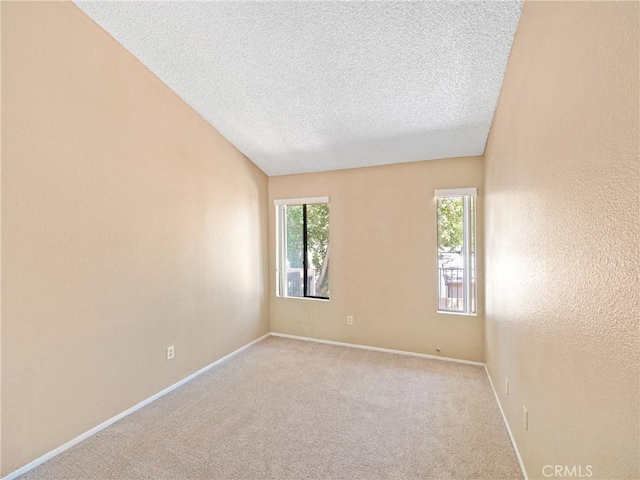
[76,1,522,175]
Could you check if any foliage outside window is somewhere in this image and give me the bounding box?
[276,199,329,299]
[436,189,477,314]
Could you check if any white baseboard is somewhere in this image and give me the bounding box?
[270,332,484,366]
[3,332,525,480]
[484,364,528,480]
[1,333,271,480]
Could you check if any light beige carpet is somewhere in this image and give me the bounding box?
[19,336,522,480]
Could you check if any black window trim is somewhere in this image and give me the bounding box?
[302,203,329,300]
[275,197,330,301]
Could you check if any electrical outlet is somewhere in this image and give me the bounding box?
[505,377,509,396]
[523,406,528,431]
[167,346,175,360]
[347,315,353,325]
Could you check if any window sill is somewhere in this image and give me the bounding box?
[437,310,477,317]
[277,295,330,302]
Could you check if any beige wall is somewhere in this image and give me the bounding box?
[269,157,484,363]
[484,2,639,479]
[0,2,3,475]
[3,0,638,478]
[1,2,269,475]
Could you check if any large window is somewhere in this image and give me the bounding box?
[275,197,330,300]
[435,188,477,314]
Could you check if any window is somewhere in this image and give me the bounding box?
[275,197,330,300]
[435,188,477,314]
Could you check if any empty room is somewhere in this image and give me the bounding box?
[1,1,638,479]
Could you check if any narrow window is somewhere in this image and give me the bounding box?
[275,197,330,300]
[435,188,477,314]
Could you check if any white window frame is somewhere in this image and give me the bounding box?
[435,188,477,315]
[275,196,330,300]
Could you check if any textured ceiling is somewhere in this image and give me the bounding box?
[76,1,522,176]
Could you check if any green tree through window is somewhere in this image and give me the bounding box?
[279,201,329,299]
[437,197,463,252]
